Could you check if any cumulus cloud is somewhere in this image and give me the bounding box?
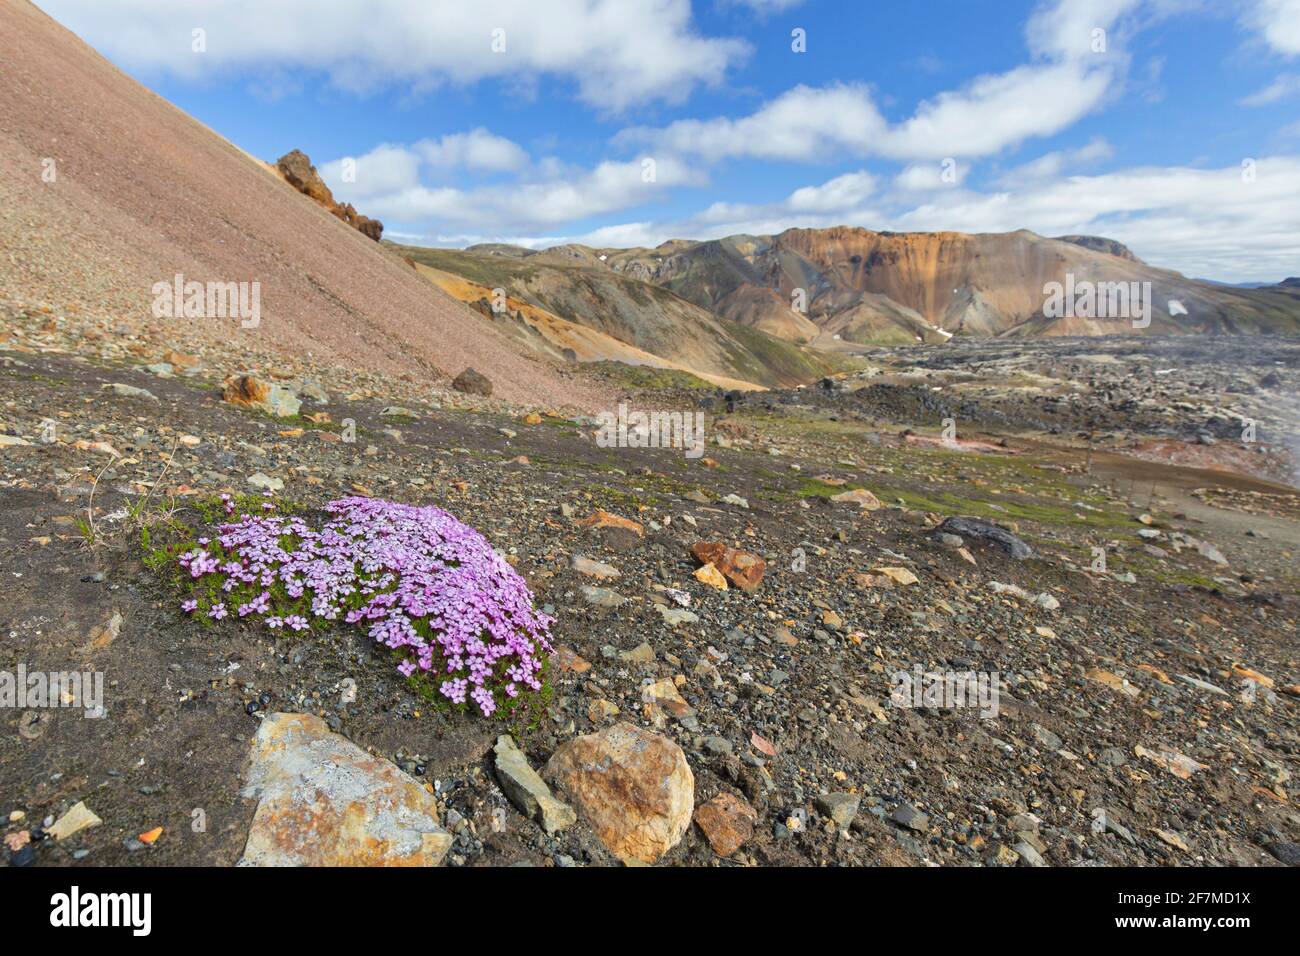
[416,129,529,172]
[620,0,1136,164]
[876,61,1117,160]
[319,145,421,199]
[617,84,886,163]
[1025,0,1139,59]
[890,157,1300,280]
[1245,0,1300,56]
[326,148,703,234]
[894,160,969,192]
[786,171,877,212]
[34,0,748,110]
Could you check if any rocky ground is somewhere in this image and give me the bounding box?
[2,310,1298,868]
[780,336,1300,487]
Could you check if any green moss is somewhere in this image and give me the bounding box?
[795,477,867,499]
[587,361,715,391]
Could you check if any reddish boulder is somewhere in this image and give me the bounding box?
[694,792,758,856]
[690,541,766,592]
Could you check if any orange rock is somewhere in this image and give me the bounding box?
[690,541,765,592]
[1085,668,1140,698]
[1231,664,1274,689]
[221,373,271,407]
[576,510,645,537]
[830,488,882,510]
[162,349,199,368]
[1136,663,1174,684]
[694,563,728,590]
[1134,745,1207,780]
[277,149,383,241]
[138,826,163,844]
[694,792,757,857]
[853,572,893,589]
[553,646,591,674]
[544,723,693,865]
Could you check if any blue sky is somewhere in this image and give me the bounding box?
[36,0,1300,281]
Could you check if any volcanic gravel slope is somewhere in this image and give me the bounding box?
[1,312,1297,867]
[0,0,607,410]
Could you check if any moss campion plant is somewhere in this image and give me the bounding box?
[175,495,553,717]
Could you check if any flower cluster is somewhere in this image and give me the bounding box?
[177,496,553,716]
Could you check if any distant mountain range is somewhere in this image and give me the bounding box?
[396,226,1300,386]
[395,243,850,389]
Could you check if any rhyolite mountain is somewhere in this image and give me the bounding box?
[406,228,1300,358]
[393,243,851,390]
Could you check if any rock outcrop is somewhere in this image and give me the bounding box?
[275,149,384,242]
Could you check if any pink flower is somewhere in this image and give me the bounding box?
[176,496,552,716]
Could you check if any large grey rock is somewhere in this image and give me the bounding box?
[240,712,452,866]
[936,516,1033,560]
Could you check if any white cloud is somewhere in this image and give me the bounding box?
[620,0,1136,164]
[995,136,1114,184]
[894,160,970,192]
[1240,73,1300,105]
[34,0,748,110]
[889,157,1300,280]
[416,129,529,171]
[1246,0,1300,56]
[331,150,703,233]
[319,144,421,199]
[876,61,1117,160]
[787,172,876,211]
[617,84,886,163]
[1026,0,1140,59]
